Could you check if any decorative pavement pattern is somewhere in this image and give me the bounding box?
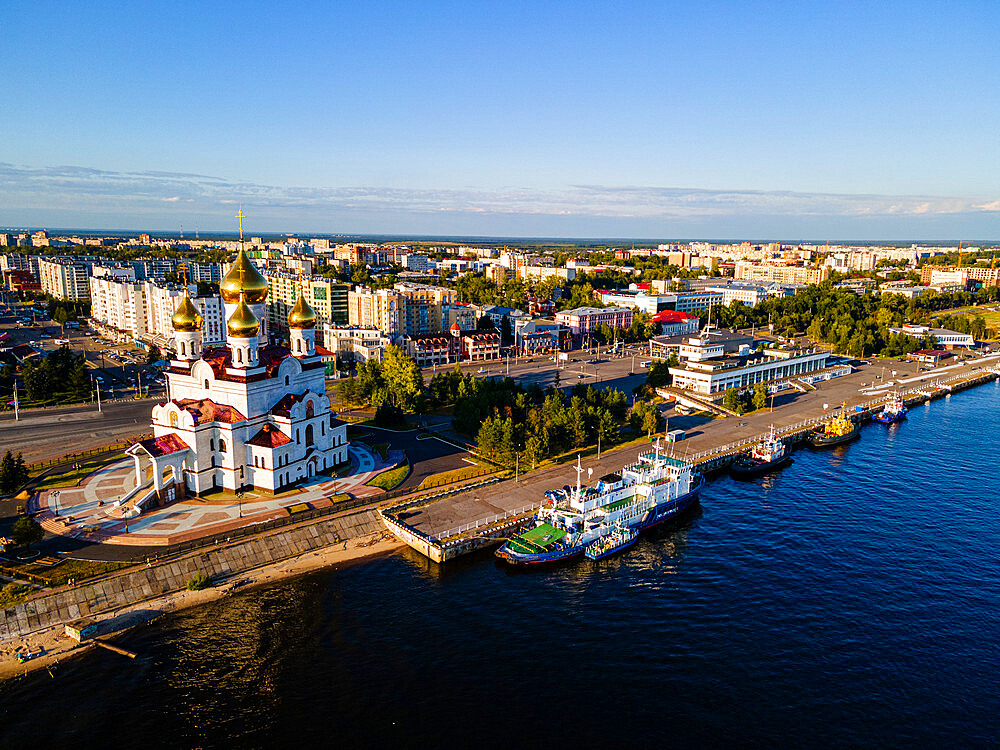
[30,443,401,546]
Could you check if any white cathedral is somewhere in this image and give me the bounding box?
[126,247,349,506]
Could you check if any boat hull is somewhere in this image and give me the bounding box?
[807,428,859,448]
[585,535,639,561]
[872,411,906,424]
[496,475,705,566]
[729,454,792,478]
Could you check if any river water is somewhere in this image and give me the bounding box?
[2,384,999,748]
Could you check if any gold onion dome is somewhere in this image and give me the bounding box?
[287,292,317,329]
[227,295,261,338]
[171,294,203,332]
[221,248,268,304]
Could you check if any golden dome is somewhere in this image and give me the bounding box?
[221,248,268,304]
[171,294,203,332]
[287,292,317,330]
[227,295,260,338]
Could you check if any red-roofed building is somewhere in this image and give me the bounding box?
[652,310,700,336]
[129,262,351,504]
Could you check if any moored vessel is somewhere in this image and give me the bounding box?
[807,404,859,447]
[730,425,792,478]
[496,444,703,566]
[584,525,639,561]
[872,392,907,424]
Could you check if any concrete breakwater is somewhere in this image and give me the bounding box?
[0,509,384,642]
[382,363,1000,563]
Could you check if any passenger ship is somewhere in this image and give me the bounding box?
[495,444,703,566]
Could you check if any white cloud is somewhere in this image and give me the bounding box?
[0,162,997,231]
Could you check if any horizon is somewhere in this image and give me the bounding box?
[3,2,998,239]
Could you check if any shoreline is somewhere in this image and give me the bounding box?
[0,533,404,683]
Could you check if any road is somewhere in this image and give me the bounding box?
[0,398,156,462]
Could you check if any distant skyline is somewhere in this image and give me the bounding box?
[3,1,998,240]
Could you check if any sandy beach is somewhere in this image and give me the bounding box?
[0,533,404,682]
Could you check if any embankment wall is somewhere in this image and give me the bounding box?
[0,509,383,641]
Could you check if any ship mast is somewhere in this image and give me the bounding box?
[575,454,583,501]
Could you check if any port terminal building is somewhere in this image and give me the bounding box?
[651,327,831,395]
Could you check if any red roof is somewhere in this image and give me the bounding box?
[315,345,334,356]
[652,310,698,323]
[200,344,293,380]
[271,391,307,418]
[174,398,246,424]
[136,433,189,457]
[635,282,651,290]
[246,423,292,448]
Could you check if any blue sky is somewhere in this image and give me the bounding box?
[3,1,999,240]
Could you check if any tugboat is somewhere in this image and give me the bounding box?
[584,524,639,561]
[872,392,907,424]
[730,425,792,478]
[496,444,703,566]
[807,403,859,447]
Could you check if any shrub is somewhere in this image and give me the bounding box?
[185,572,211,591]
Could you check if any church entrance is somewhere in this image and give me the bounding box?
[307,460,316,477]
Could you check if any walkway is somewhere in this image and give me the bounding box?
[30,442,399,546]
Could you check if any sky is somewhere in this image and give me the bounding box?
[2,1,999,240]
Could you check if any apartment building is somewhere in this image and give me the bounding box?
[38,257,90,300]
[734,261,829,286]
[554,306,634,340]
[266,272,349,333]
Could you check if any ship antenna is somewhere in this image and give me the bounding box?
[575,455,583,500]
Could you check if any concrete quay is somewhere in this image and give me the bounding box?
[382,355,1000,563]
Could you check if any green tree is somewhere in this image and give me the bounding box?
[67,361,91,401]
[146,345,162,365]
[381,346,425,413]
[0,450,14,492]
[752,383,769,411]
[21,359,52,402]
[11,516,43,549]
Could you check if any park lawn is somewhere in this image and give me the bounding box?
[367,463,409,490]
[417,461,496,490]
[0,582,34,608]
[329,493,351,504]
[18,558,131,587]
[32,457,118,490]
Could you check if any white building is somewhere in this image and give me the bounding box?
[125,248,349,504]
[322,325,392,362]
[667,335,831,395]
[38,257,90,300]
[889,324,975,348]
[555,306,634,340]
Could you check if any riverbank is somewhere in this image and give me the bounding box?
[0,533,403,682]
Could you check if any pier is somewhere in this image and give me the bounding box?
[382,356,1000,563]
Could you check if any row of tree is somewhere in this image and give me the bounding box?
[336,346,426,422]
[0,450,29,494]
[16,346,92,402]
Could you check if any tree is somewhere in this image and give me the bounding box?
[67,361,91,401]
[752,383,769,411]
[0,450,14,493]
[380,346,424,413]
[146,345,162,365]
[723,387,743,414]
[11,516,43,550]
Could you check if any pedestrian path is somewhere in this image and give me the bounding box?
[31,442,399,546]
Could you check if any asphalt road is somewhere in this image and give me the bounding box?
[0,398,157,462]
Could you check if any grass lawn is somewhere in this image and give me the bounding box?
[931,306,1000,338]
[417,461,496,490]
[367,463,409,490]
[0,582,34,608]
[32,456,121,490]
[17,558,131,587]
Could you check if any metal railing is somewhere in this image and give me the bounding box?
[433,500,541,542]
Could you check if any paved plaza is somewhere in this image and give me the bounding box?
[30,442,398,546]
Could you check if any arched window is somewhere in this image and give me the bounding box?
[305,424,314,447]
[321,422,325,436]
[169,412,178,428]
[219,438,226,453]
[296,339,301,353]
[306,401,314,419]
[285,375,290,386]
[236,349,242,364]
[296,430,300,443]
[204,379,210,390]
[211,455,216,468]
[210,438,214,451]
[178,341,184,356]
